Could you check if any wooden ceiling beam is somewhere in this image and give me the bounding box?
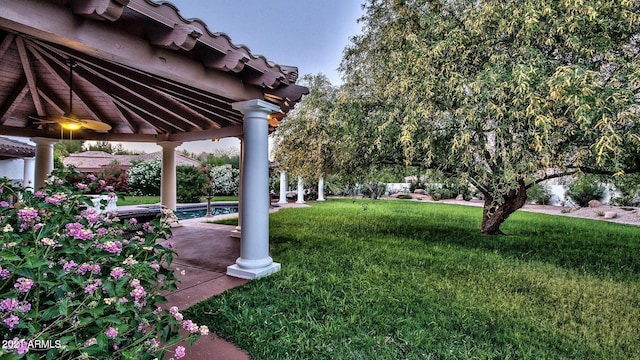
[0,77,29,125]
[0,33,15,58]
[0,0,262,101]
[15,38,45,117]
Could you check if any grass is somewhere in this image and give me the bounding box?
[116,195,238,206]
[186,199,640,359]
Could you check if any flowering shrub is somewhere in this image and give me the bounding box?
[209,166,239,196]
[0,170,205,359]
[56,165,127,196]
[127,159,161,196]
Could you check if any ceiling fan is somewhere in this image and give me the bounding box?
[31,58,112,135]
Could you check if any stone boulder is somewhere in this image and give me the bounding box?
[604,211,617,219]
[413,189,427,195]
[588,200,602,208]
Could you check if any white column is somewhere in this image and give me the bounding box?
[227,99,281,280]
[278,170,288,204]
[30,137,56,190]
[317,175,326,201]
[231,136,244,238]
[22,157,36,190]
[158,141,181,211]
[296,176,305,204]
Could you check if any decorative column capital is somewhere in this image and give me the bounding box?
[157,141,182,150]
[29,137,57,147]
[232,99,280,115]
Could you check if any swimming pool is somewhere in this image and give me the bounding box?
[174,205,238,220]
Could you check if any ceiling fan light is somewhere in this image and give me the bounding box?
[60,121,82,130]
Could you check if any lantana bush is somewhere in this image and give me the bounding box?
[0,170,206,359]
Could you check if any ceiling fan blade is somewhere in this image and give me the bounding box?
[29,115,57,124]
[79,119,112,131]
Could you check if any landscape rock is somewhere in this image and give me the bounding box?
[588,200,602,208]
[413,189,427,195]
[604,211,617,219]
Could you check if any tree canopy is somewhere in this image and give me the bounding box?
[338,0,640,234]
[271,74,340,180]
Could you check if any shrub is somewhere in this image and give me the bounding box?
[566,175,605,207]
[427,183,458,201]
[527,183,553,205]
[209,166,239,196]
[177,166,209,203]
[95,162,129,195]
[610,174,640,207]
[361,182,386,199]
[0,172,204,359]
[396,194,413,200]
[127,159,161,196]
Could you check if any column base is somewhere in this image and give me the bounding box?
[277,199,288,204]
[317,198,326,201]
[296,200,306,204]
[227,262,281,280]
[230,230,241,238]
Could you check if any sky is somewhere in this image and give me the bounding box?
[114,0,365,155]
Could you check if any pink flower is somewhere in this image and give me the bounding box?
[130,285,146,302]
[182,320,199,334]
[0,266,11,279]
[0,201,10,207]
[110,267,126,280]
[45,192,68,205]
[65,222,94,240]
[84,279,102,295]
[63,260,78,272]
[103,241,123,255]
[81,208,101,224]
[129,218,138,225]
[76,183,89,191]
[84,338,97,347]
[3,315,19,329]
[104,327,118,339]
[0,298,19,312]
[14,277,33,293]
[175,345,186,359]
[12,338,28,355]
[87,174,97,181]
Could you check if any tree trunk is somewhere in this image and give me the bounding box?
[481,182,527,235]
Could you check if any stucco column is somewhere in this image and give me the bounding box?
[278,170,288,204]
[30,137,56,190]
[227,99,281,279]
[317,175,326,201]
[158,141,181,212]
[296,176,305,204]
[231,136,244,238]
[23,157,36,189]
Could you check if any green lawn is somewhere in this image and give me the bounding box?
[186,199,640,359]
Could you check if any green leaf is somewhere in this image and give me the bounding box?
[0,251,21,261]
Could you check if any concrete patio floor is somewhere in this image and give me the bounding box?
[151,201,310,360]
[163,220,250,360]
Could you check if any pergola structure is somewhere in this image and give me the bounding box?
[0,0,308,279]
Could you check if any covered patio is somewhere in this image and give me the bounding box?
[0,0,308,280]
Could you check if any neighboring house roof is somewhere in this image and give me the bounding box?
[62,151,200,173]
[0,136,36,159]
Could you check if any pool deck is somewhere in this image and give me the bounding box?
[117,201,308,360]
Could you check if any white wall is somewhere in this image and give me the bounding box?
[0,159,26,185]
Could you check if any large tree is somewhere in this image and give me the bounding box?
[271,74,341,180]
[339,0,640,234]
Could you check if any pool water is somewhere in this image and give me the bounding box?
[175,206,238,220]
